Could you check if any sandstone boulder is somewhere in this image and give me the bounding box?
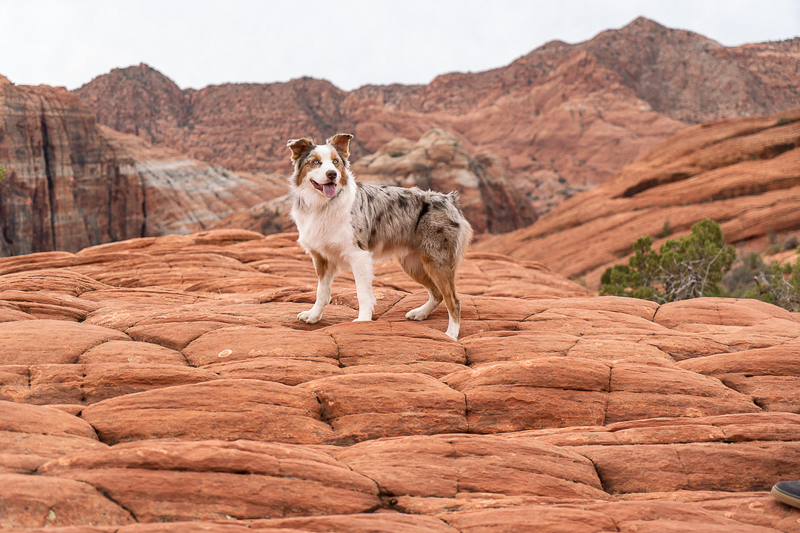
[301,373,467,444]
[0,473,134,528]
[38,440,380,522]
[81,379,335,445]
[333,434,607,501]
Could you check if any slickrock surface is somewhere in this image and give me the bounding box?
[0,229,798,531]
[75,19,800,215]
[476,107,800,288]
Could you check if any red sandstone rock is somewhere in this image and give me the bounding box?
[333,433,607,500]
[476,108,800,287]
[577,441,800,494]
[183,325,338,367]
[446,506,619,533]
[0,81,144,256]
[300,373,467,444]
[249,513,460,532]
[38,440,380,522]
[0,77,282,258]
[0,230,798,531]
[325,321,465,370]
[0,473,134,528]
[0,319,130,365]
[74,21,800,218]
[606,364,760,423]
[79,340,187,365]
[22,364,220,405]
[678,343,800,413]
[81,379,335,445]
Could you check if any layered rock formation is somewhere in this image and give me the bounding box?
[352,129,537,234]
[100,126,284,236]
[75,18,800,214]
[0,229,799,531]
[0,76,280,256]
[0,76,144,255]
[475,107,800,287]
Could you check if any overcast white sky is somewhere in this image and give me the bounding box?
[2,0,799,91]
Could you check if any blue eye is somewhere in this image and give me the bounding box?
[311,160,321,165]
[333,159,339,165]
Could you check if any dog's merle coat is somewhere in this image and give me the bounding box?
[287,133,472,339]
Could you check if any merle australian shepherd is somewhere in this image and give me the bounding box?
[286,133,473,339]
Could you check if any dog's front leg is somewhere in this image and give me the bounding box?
[298,252,338,324]
[350,250,376,321]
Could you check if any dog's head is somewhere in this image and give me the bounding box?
[287,133,353,199]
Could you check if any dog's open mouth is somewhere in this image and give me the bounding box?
[312,180,337,198]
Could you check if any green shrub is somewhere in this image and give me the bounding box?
[659,218,672,238]
[724,252,767,298]
[601,218,735,303]
[744,252,800,311]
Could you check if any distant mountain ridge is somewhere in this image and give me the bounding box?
[75,17,800,215]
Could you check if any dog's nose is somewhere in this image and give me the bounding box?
[326,170,337,181]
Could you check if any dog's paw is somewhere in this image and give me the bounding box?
[405,307,430,321]
[353,316,372,322]
[297,310,321,324]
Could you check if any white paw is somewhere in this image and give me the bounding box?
[405,307,430,321]
[353,315,372,322]
[297,309,321,324]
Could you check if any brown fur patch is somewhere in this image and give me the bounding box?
[421,253,460,325]
[328,133,353,159]
[295,153,322,187]
[310,250,329,279]
[331,152,348,188]
[287,138,315,163]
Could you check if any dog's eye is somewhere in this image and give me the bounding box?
[311,160,321,165]
[332,159,339,165]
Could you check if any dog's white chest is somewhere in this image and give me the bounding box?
[292,200,356,263]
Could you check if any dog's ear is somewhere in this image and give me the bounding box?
[287,138,315,164]
[327,133,354,160]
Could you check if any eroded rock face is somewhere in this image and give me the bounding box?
[476,107,800,287]
[352,129,537,234]
[0,229,799,531]
[0,76,283,257]
[0,78,144,256]
[74,20,800,215]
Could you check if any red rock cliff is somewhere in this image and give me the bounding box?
[0,76,283,256]
[75,18,800,215]
[0,76,145,255]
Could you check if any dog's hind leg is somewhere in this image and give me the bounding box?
[350,249,377,322]
[399,254,443,321]
[298,251,339,324]
[421,256,461,340]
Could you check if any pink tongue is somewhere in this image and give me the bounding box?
[322,183,336,198]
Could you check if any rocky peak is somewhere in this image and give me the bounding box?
[76,63,190,144]
[74,20,800,220]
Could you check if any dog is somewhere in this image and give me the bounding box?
[286,133,473,339]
